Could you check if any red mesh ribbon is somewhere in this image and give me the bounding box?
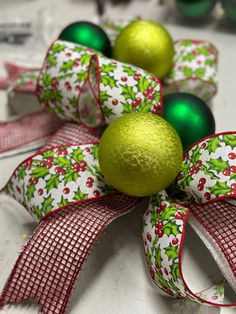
[0,194,139,313]
[0,112,63,155]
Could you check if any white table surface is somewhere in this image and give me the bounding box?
[0,1,236,313]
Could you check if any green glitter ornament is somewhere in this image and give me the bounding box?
[176,0,217,20]
[58,21,112,57]
[163,93,215,150]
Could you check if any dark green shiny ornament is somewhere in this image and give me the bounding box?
[175,0,217,19]
[163,93,215,150]
[222,0,236,23]
[58,21,112,57]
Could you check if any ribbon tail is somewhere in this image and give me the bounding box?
[0,194,139,314]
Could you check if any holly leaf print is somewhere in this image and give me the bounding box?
[42,150,54,159]
[102,106,114,118]
[4,181,14,195]
[100,90,111,102]
[230,172,236,181]
[197,47,209,56]
[121,84,135,101]
[138,100,153,113]
[163,221,180,236]
[151,194,162,207]
[74,189,88,201]
[101,63,116,73]
[181,40,193,47]
[33,205,42,220]
[47,54,57,67]
[57,196,68,207]
[216,283,224,297]
[60,60,74,73]
[207,137,221,154]
[41,195,54,214]
[206,157,229,174]
[51,43,66,53]
[165,245,178,261]
[45,174,60,192]
[170,262,180,282]
[72,149,84,163]
[154,245,162,268]
[146,248,152,265]
[55,157,72,169]
[138,76,149,92]
[183,67,193,78]
[150,210,159,227]
[202,164,219,180]
[64,170,79,184]
[195,68,206,78]
[76,70,88,83]
[17,165,27,180]
[92,145,99,160]
[42,73,52,86]
[179,175,193,189]
[31,167,49,179]
[69,96,78,108]
[155,271,170,289]
[26,184,36,201]
[209,182,231,197]
[223,134,236,148]
[80,54,91,66]
[101,75,117,88]
[183,53,196,62]
[122,65,136,76]
[122,103,133,114]
[191,147,200,164]
[72,46,83,53]
[161,207,177,221]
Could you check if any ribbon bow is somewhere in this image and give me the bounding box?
[0,20,233,314]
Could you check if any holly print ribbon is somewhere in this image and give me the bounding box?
[142,132,236,307]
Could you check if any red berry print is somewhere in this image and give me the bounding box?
[164,267,169,275]
[199,178,206,185]
[160,203,167,211]
[143,91,148,97]
[223,169,230,176]
[147,233,152,242]
[156,222,163,229]
[48,157,54,162]
[197,160,202,167]
[201,143,207,149]
[33,178,39,185]
[230,166,236,173]
[121,76,127,82]
[85,147,91,153]
[228,152,236,160]
[204,192,211,200]
[193,167,199,174]
[175,212,183,219]
[40,160,47,167]
[148,94,155,100]
[197,184,204,191]
[63,187,70,194]
[55,166,62,174]
[38,189,43,196]
[112,99,118,106]
[172,238,179,246]
[157,229,164,238]
[230,190,236,196]
[28,178,33,185]
[231,183,236,190]
[147,86,154,93]
[93,190,100,197]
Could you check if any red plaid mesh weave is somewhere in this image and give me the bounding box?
[0,111,64,154]
[190,200,236,282]
[43,122,102,150]
[0,194,139,314]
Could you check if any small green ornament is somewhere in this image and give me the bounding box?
[222,0,236,23]
[163,93,215,150]
[176,0,217,19]
[58,21,112,57]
